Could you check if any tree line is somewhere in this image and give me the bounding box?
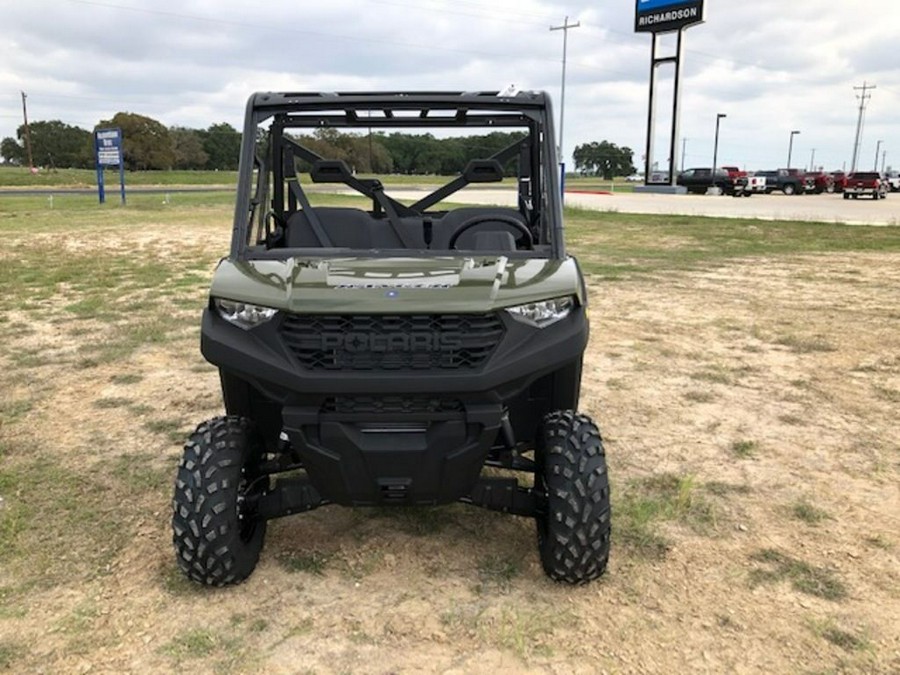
[1,112,242,172]
[2,110,635,178]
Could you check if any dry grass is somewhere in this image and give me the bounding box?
[0,196,898,672]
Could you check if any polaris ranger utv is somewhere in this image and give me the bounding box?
[172,90,610,586]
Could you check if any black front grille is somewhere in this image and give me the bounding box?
[280,313,504,371]
[321,396,464,415]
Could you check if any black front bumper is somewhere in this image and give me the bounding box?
[200,306,588,505]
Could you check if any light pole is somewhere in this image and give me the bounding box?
[787,130,800,169]
[874,140,883,171]
[711,113,726,190]
[809,148,816,172]
[550,16,580,200]
[681,137,687,173]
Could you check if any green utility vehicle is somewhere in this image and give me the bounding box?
[172,90,611,586]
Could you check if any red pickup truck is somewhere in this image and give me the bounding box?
[843,172,887,200]
[830,171,848,193]
[805,171,834,194]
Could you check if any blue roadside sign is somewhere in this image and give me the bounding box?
[94,128,126,204]
[635,0,705,33]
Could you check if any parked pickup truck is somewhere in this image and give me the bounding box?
[723,166,765,195]
[885,171,900,192]
[677,167,748,196]
[805,171,835,194]
[843,172,887,200]
[754,169,808,195]
[830,171,848,193]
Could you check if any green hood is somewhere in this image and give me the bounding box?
[210,256,584,314]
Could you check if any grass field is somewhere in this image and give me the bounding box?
[0,193,898,672]
[0,165,634,193]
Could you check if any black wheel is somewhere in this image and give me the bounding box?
[535,411,610,584]
[782,183,796,195]
[843,193,850,200]
[172,416,269,586]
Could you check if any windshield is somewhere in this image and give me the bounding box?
[233,92,562,260]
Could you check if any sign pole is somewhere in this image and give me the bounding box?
[668,28,685,186]
[643,34,658,186]
[634,0,705,194]
[97,164,106,204]
[118,144,126,205]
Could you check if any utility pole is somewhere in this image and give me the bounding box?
[681,137,687,172]
[21,91,34,172]
[881,150,887,174]
[874,140,883,171]
[850,81,875,173]
[809,148,816,172]
[550,16,580,199]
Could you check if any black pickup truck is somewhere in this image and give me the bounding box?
[677,167,748,196]
[754,169,810,195]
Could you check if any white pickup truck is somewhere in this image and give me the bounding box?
[722,166,766,196]
[885,171,900,193]
[741,175,767,195]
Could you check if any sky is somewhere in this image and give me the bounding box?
[1,0,898,173]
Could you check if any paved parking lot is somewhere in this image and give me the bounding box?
[411,188,900,226]
[563,190,900,226]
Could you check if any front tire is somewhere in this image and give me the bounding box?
[783,183,796,195]
[172,416,269,586]
[535,411,611,584]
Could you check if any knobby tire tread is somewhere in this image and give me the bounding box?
[536,410,611,584]
[172,415,267,586]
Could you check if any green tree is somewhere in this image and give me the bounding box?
[1,136,24,165]
[170,127,208,170]
[200,123,241,170]
[1,120,92,168]
[573,140,635,179]
[96,112,174,170]
[289,129,393,175]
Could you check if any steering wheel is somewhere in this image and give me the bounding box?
[446,214,534,250]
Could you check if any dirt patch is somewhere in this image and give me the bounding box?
[1,223,898,673]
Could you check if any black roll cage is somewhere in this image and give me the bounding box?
[231,91,565,260]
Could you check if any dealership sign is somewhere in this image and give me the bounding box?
[635,0,705,33]
[94,128,126,204]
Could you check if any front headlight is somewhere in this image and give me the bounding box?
[505,297,575,328]
[214,298,278,330]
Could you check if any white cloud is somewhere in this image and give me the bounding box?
[1,0,898,171]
